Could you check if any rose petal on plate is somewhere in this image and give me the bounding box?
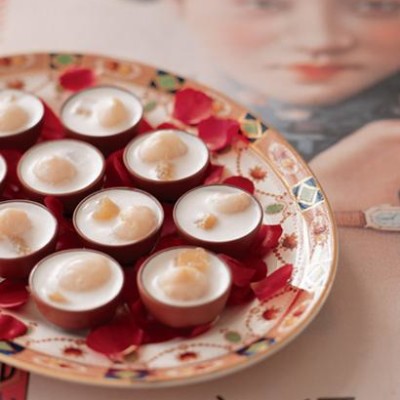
[198,116,240,151]
[160,203,177,238]
[227,285,255,306]
[156,122,178,130]
[59,67,96,92]
[204,163,224,185]
[219,254,256,287]
[86,314,144,356]
[0,314,28,340]
[251,264,293,302]
[40,102,65,141]
[173,88,213,125]
[252,224,283,257]
[136,118,154,134]
[0,280,29,309]
[104,150,134,188]
[223,176,255,194]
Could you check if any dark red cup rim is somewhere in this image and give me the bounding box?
[0,199,58,261]
[60,85,143,138]
[17,139,106,198]
[29,248,124,313]
[72,186,165,248]
[137,245,232,309]
[123,129,210,185]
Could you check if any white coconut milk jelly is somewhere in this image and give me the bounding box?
[137,246,232,327]
[61,86,143,154]
[17,139,105,212]
[174,184,263,256]
[0,89,44,149]
[29,249,124,330]
[73,187,164,264]
[0,200,58,278]
[123,129,210,201]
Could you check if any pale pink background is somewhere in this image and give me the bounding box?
[0,1,399,399]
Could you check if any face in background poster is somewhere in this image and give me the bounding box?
[174,0,400,212]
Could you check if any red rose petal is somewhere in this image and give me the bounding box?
[227,286,255,306]
[86,314,143,356]
[223,176,255,194]
[136,118,154,134]
[160,203,177,238]
[173,88,213,125]
[0,314,28,339]
[204,163,224,185]
[0,150,24,199]
[0,280,29,309]
[154,234,187,252]
[59,67,95,92]
[241,257,268,283]
[252,224,283,257]
[251,264,293,301]
[40,102,65,141]
[219,254,256,287]
[198,116,240,151]
[44,196,83,250]
[156,122,178,130]
[104,150,134,188]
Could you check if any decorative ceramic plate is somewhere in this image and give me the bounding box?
[0,53,337,388]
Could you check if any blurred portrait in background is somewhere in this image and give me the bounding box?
[176,0,400,211]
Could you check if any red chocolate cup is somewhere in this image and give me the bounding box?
[123,129,210,202]
[73,187,164,266]
[29,249,124,330]
[60,85,143,155]
[0,89,44,150]
[173,184,264,258]
[0,200,58,279]
[17,139,105,215]
[137,246,232,328]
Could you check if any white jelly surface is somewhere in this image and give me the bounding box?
[19,139,104,195]
[0,202,57,259]
[61,87,142,136]
[142,247,231,307]
[0,155,6,183]
[0,89,44,135]
[175,186,262,242]
[125,130,208,181]
[32,250,123,311]
[75,189,163,245]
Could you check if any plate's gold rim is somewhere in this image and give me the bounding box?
[0,52,338,388]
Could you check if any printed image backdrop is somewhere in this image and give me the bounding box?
[0,0,400,399]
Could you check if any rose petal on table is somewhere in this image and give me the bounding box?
[136,118,154,134]
[219,254,256,287]
[223,175,255,194]
[251,264,293,302]
[173,88,213,125]
[0,314,28,339]
[204,163,224,185]
[0,280,29,309]
[86,314,144,356]
[58,67,96,92]
[40,102,65,141]
[198,116,240,151]
[104,150,134,187]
